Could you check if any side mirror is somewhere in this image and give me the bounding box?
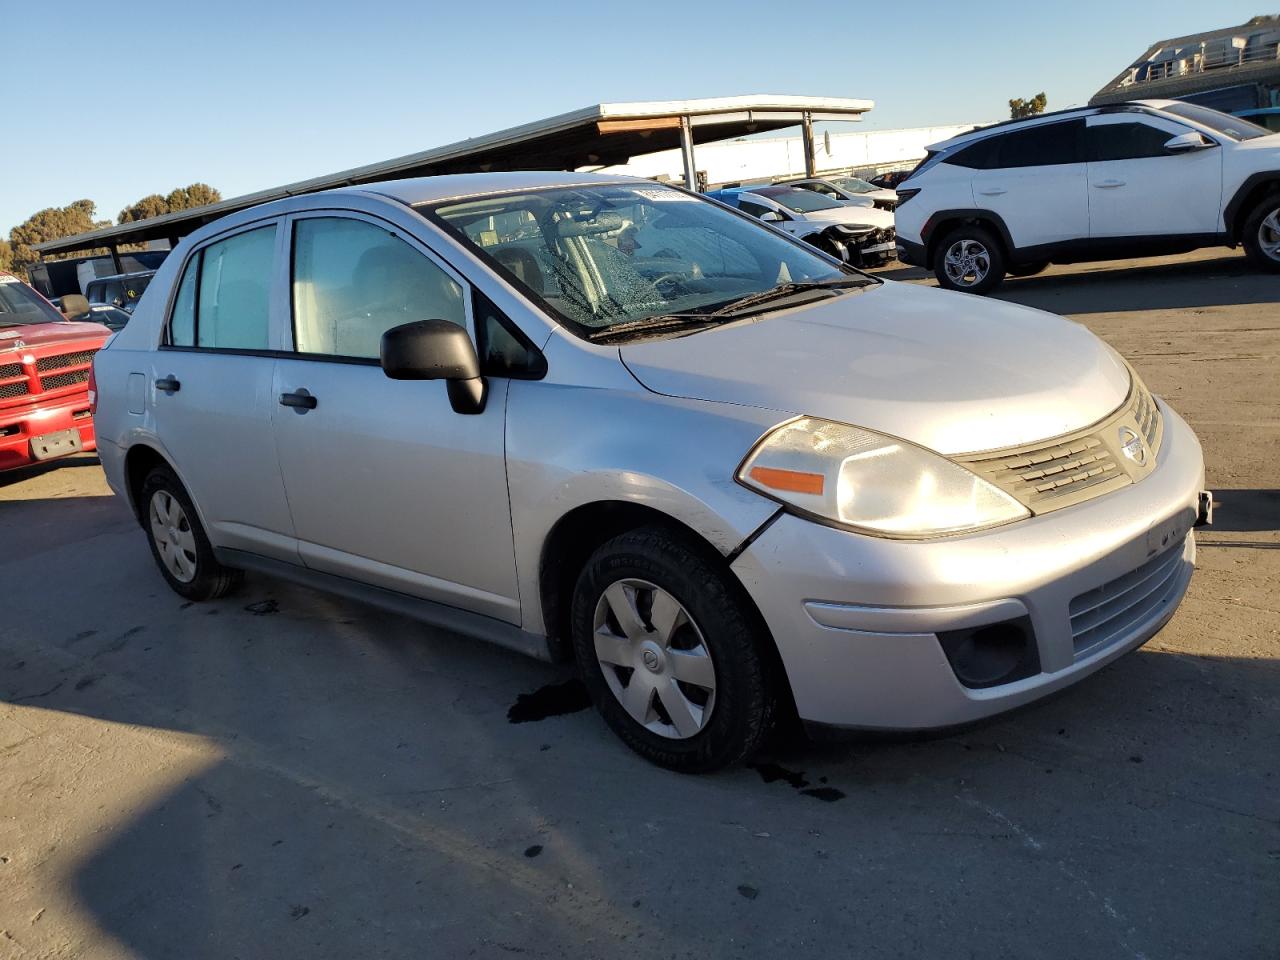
[1165,131,1214,152]
[380,319,486,415]
[759,210,783,223]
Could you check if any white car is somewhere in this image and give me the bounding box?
[895,99,1280,293]
[707,185,897,266]
[786,176,900,211]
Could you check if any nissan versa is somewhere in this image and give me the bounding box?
[92,173,1212,772]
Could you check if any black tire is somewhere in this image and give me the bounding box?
[570,526,777,773]
[140,464,242,601]
[1241,193,1280,271]
[1007,260,1049,278]
[932,224,1006,294]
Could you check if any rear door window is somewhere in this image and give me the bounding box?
[989,119,1083,168]
[196,226,276,349]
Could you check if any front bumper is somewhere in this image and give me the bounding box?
[896,237,927,268]
[729,400,1205,729]
[0,393,96,471]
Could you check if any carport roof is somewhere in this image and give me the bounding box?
[35,94,873,257]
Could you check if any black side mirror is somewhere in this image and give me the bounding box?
[380,319,487,415]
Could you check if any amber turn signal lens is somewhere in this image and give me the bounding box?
[748,466,824,495]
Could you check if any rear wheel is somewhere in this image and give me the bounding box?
[1242,194,1280,270]
[570,527,776,772]
[933,224,1006,294]
[1007,261,1049,278]
[141,465,241,601]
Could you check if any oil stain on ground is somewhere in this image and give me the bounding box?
[749,761,846,802]
[507,678,591,723]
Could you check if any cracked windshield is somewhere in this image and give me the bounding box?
[429,183,857,337]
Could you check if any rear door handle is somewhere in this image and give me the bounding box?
[1092,179,1126,188]
[977,188,1007,196]
[155,376,180,393]
[279,389,317,411]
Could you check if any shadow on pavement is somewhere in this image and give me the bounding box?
[2,566,1277,958]
[1209,489,1280,534]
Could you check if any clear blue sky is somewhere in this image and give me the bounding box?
[0,0,1267,235]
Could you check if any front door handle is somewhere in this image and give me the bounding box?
[977,188,1007,196]
[1092,179,1126,188]
[155,376,181,394]
[279,389,318,411]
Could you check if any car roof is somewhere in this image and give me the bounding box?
[174,171,661,249]
[927,100,1185,151]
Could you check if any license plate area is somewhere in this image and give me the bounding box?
[31,428,83,461]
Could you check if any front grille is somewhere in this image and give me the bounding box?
[0,362,21,379]
[957,378,1163,514]
[39,369,90,392]
[1069,540,1189,657]
[0,380,29,400]
[873,199,897,211]
[36,349,97,372]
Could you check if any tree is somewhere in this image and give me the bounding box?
[0,239,14,275]
[1009,92,1048,120]
[118,183,222,224]
[7,200,111,272]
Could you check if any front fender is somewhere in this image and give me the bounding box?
[505,380,785,633]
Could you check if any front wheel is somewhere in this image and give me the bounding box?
[1242,194,1280,270]
[933,225,1006,294]
[570,527,777,772]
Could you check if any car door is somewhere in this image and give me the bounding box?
[270,210,521,624]
[965,119,1089,250]
[1083,113,1223,238]
[150,220,299,562]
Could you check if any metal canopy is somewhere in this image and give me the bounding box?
[34,94,872,257]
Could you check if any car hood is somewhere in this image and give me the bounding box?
[619,281,1131,455]
[0,320,111,352]
[796,206,895,230]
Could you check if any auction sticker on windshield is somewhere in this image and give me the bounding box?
[632,188,696,202]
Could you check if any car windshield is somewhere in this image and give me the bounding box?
[425,183,860,337]
[749,186,845,213]
[0,275,65,327]
[831,177,877,194]
[1160,102,1270,141]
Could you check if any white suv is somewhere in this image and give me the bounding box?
[895,99,1280,293]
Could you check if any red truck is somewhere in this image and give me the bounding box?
[1,273,111,472]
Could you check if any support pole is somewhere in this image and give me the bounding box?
[801,111,817,177]
[679,115,698,191]
[110,244,124,274]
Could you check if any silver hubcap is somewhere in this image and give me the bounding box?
[592,578,716,739]
[149,490,198,583]
[943,239,991,287]
[1259,209,1280,262]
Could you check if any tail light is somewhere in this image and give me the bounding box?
[896,188,921,206]
[88,363,98,416]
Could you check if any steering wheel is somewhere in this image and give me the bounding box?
[646,273,690,300]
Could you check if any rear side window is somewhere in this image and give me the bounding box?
[291,217,466,360]
[197,227,275,349]
[169,225,276,349]
[952,120,1083,169]
[738,199,775,219]
[1085,122,1177,161]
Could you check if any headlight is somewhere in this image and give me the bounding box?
[737,417,1030,538]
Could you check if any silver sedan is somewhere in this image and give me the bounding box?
[92,172,1210,771]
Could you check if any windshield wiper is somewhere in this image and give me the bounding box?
[586,314,723,342]
[700,277,869,319]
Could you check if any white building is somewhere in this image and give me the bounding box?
[600,122,992,187]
